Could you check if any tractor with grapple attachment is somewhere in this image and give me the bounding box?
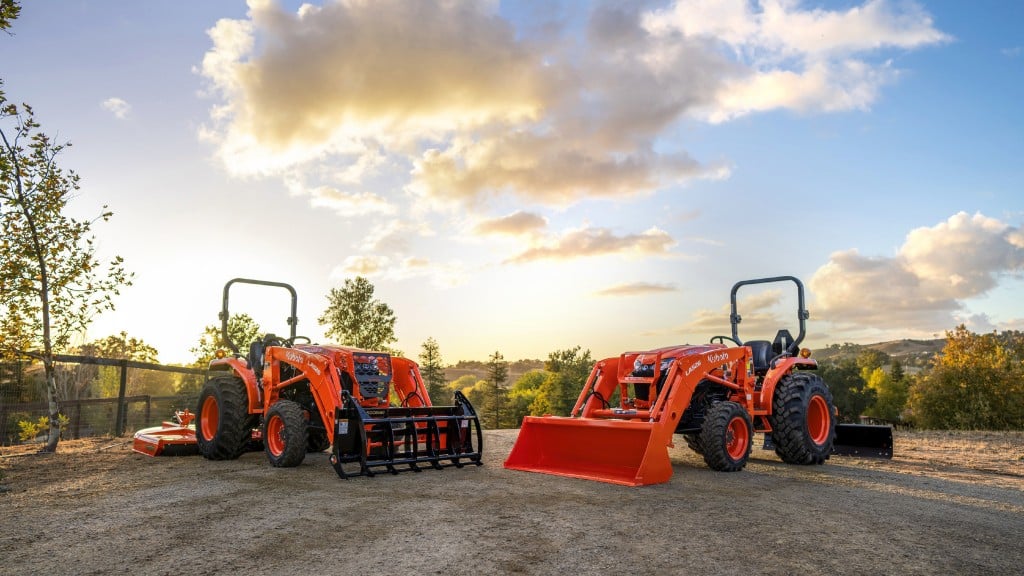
[504,276,892,486]
[133,278,483,478]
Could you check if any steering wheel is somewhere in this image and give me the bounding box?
[263,334,287,348]
[710,335,740,346]
[287,336,311,346]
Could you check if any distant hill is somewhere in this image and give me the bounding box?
[813,338,945,370]
[444,339,948,384]
[444,359,544,385]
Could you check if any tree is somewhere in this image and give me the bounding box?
[418,337,447,403]
[484,350,509,428]
[908,325,1024,429]
[856,348,891,379]
[87,332,174,397]
[190,313,262,366]
[530,346,594,417]
[818,358,875,422]
[1,95,132,452]
[0,1,19,35]
[318,276,397,352]
[450,375,488,415]
[508,369,547,427]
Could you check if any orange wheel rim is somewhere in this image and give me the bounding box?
[200,396,219,441]
[266,415,286,456]
[725,416,749,460]
[807,395,830,445]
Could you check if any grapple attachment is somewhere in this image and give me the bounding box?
[330,390,483,478]
[504,416,672,486]
[833,423,894,458]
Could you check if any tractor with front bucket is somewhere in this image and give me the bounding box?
[133,278,483,478]
[504,276,892,486]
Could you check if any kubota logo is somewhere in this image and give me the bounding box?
[285,351,304,365]
[706,352,730,364]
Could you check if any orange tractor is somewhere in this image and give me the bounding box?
[134,278,483,478]
[505,276,892,486]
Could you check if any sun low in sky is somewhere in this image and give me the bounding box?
[4,0,1023,364]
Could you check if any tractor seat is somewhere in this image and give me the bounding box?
[772,329,795,357]
[745,340,773,375]
[248,341,265,382]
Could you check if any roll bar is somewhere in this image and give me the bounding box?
[729,276,809,353]
[219,278,298,354]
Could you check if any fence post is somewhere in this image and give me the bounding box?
[114,359,129,436]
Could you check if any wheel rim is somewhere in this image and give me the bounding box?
[807,395,830,445]
[266,415,286,457]
[725,416,749,460]
[200,396,219,441]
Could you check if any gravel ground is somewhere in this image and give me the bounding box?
[1,429,1022,575]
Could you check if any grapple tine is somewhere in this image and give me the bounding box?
[330,391,483,479]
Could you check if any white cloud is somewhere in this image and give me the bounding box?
[643,0,950,122]
[332,254,467,288]
[198,0,946,212]
[507,225,676,264]
[655,290,788,340]
[811,212,1024,331]
[101,97,131,119]
[594,282,679,297]
[473,211,548,237]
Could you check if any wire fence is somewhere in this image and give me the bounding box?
[0,356,205,446]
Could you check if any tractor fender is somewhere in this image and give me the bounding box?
[758,357,818,411]
[208,356,262,414]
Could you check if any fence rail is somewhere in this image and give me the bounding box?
[1,355,207,446]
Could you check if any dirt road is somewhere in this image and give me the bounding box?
[2,430,1022,575]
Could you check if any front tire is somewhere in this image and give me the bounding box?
[264,400,308,467]
[195,375,250,460]
[769,372,836,464]
[700,402,753,472]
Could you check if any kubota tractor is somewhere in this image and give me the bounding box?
[504,276,892,486]
[134,278,483,478]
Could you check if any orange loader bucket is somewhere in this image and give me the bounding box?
[504,416,673,487]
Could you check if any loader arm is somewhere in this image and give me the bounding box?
[505,345,754,486]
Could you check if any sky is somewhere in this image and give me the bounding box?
[3,0,1023,365]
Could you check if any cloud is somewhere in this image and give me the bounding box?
[358,221,433,254]
[594,282,678,297]
[199,0,944,212]
[811,212,1024,331]
[101,97,131,119]
[507,225,676,264]
[473,211,547,237]
[333,254,466,288]
[642,0,950,122]
[651,289,787,340]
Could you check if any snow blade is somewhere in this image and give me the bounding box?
[833,424,894,459]
[504,416,672,487]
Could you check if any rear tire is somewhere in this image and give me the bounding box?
[195,375,251,460]
[769,372,836,464]
[700,402,752,472]
[264,400,308,467]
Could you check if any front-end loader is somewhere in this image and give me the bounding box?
[504,276,892,486]
[134,278,483,478]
